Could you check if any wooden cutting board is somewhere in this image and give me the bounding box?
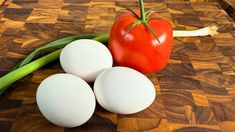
[0,0,235,131]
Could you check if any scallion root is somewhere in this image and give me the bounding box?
[173,25,218,37]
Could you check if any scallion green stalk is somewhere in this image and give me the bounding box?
[0,34,110,94]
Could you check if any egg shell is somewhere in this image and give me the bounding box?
[36,74,96,127]
[60,39,113,82]
[94,66,156,114]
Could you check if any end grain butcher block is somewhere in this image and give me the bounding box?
[0,0,235,131]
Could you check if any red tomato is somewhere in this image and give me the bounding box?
[109,11,173,74]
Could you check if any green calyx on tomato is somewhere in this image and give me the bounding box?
[124,0,161,43]
[109,0,173,74]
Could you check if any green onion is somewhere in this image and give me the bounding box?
[0,34,109,94]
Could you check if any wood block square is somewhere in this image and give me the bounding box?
[172,14,200,22]
[12,0,39,9]
[183,42,199,52]
[158,76,201,90]
[7,2,22,9]
[166,1,193,12]
[168,57,182,64]
[0,36,10,56]
[192,90,209,106]
[25,23,56,37]
[23,82,38,98]
[3,8,32,21]
[177,19,211,27]
[25,23,55,32]
[226,87,235,98]
[161,89,195,106]
[5,51,26,59]
[117,117,170,132]
[218,63,234,75]
[194,106,217,125]
[15,98,39,116]
[54,22,85,36]
[3,19,25,29]
[165,106,189,124]
[62,4,88,11]
[64,0,90,4]
[115,1,139,8]
[0,22,6,34]
[168,123,221,132]
[180,53,192,63]
[201,85,228,96]
[192,2,220,11]
[221,101,235,121]
[202,10,229,21]
[196,69,230,96]
[157,63,196,76]
[26,8,60,23]
[144,2,168,12]
[85,1,115,34]
[58,10,88,22]
[7,41,29,55]
[214,38,235,46]
[192,61,221,70]
[207,94,232,103]
[2,28,24,37]
[0,121,12,132]
[186,50,225,63]
[225,75,235,88]
[196,42,219,54]
[209,101,235,122]
[219,46,235,57]
[21,31,54,48]
[224,56,235,71]
[219,121,235,132]
[184,105,196,125]
[217,23,234,34]
[0,99,22,118]
[38,0,64,5]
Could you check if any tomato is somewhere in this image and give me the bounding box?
[108,9,173,74]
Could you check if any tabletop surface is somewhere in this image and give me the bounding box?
[0,0,235,131]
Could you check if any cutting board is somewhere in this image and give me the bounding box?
[0,0,235,131]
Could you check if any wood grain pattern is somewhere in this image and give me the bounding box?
[0,0,235,131]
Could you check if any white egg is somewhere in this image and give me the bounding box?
[94,66,156,114]
[60,39,113,82]
[36,74,96,127]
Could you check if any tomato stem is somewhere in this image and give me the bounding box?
[139,0,146,21]
[123,0,161,43]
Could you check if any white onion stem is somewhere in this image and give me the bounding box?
[173,26,218,37]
